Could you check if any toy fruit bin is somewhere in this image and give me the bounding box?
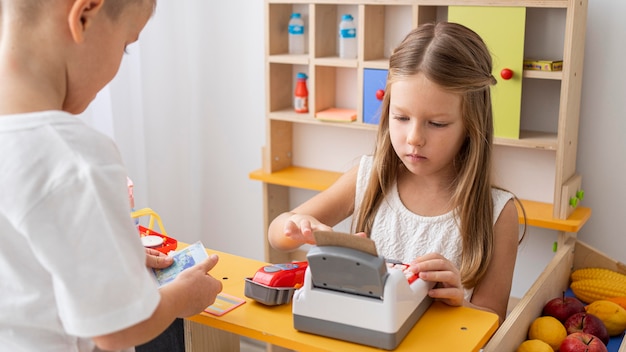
[131,207,177,254]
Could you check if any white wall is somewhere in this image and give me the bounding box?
[105,1,625,297]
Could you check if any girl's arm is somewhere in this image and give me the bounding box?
[268,165,360,251]
[467,199,520,323]
[410,199,519,323]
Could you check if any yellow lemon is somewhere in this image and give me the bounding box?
[528,316,567,351]
[585,299,626,335]
[516,339,554,352]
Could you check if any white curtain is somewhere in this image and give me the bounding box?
[82,1,267,260]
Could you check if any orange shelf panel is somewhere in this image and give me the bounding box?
[250,167,591,232]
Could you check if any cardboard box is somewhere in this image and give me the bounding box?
[523,59,563,72]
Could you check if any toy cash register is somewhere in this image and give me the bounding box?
[292,232,434,350]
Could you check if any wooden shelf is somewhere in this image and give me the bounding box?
[268,110,558,149]
[250,166,341,192]
[250,166,591,232]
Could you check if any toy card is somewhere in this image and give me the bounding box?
[204,293,246,316]
[153,241,208,287]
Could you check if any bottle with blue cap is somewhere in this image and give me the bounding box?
[339,14,356,59]
[288,13,305,55]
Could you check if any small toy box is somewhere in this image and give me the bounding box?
[523,59,563,71]
[363,68,388,125]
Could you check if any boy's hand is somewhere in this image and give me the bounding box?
[171,254,223,317]
[145,248,173,269]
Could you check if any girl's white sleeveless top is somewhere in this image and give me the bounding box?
[354,155,513,300]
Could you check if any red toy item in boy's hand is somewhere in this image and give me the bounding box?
[252,261,308,288]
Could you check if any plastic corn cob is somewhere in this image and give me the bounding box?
[571,279,626,303]
[570,267,626,283]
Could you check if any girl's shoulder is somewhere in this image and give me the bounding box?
[356,155,374,181]
[491,188,514,222]
[491,187,513,201]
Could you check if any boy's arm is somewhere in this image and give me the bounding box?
[92,255,222,350]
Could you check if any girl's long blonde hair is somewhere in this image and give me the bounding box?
[354,22,520,288]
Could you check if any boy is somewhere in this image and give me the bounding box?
[0,0,223,351]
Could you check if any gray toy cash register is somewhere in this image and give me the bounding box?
[292,232,434,350]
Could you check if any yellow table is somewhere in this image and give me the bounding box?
[183,246,499,352]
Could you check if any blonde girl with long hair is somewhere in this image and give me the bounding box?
[268,22,525,323]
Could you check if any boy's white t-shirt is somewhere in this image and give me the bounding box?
[0,111,160,352]
[354,155,513,301]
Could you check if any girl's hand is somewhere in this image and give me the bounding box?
[409,253,464,307]
[283,214,333,245]
[145,247,173,269]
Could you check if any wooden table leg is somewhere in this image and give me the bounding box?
[184,320,240,352]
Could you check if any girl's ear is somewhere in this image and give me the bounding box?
[68,0,105,43]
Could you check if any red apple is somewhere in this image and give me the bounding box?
[564,312,609,345]
[542,292,586,323]
[375,89,385,101]
[560,332,608,352]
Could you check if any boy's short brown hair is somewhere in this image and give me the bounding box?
[5,0,154,22]
[103,0,155,21]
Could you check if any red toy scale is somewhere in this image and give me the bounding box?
[252,261,308,288]
[131,208,178,255]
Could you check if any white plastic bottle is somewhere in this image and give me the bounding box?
[339,14,357,59]
[288,13,305,55]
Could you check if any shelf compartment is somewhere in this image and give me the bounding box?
[313,4,358,59]
[249,166,591,232]
[313,65,358,115]
[362,5,414,62]
[267,63,309,114]
[267,3,310,56]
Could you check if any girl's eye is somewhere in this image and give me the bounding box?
[391,114,410,121]
[430,121,447,128]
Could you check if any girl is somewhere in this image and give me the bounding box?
[268,22,525,323]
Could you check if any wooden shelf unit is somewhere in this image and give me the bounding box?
[258,0,589,272]
[253,1,596,350]
[259,0,588,254]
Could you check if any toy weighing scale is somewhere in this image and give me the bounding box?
[131,208,178,254]
[292,232,435,350]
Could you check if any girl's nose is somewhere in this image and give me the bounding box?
[407,123,425,147]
